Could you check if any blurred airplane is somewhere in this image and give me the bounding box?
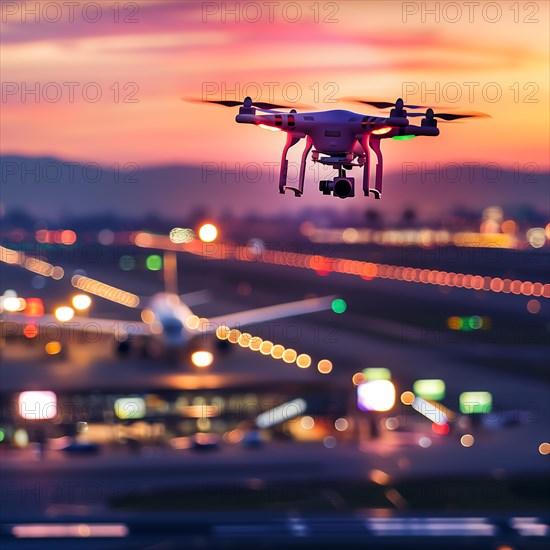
[1,252,337,364]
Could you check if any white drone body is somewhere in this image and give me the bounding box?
[195,96,484,200]
[236,97,442,199]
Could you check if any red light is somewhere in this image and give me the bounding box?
[23,324,39,339]
[432,422,450,435]
[24,298,44,317]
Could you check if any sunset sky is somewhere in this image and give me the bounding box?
[2,0,549,174]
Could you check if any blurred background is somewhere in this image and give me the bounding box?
[1,1,549,548]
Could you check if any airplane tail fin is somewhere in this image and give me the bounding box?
[163,251,178,295]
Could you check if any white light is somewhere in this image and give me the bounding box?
[18,391,57,420]
[258,124,281,131]
[198,224,218,243]
[191,350,214,368]
[357,380,396,412]
[114,397,146,420]
[55,306,75,322]
[256,398,307,429]
[72,294,92,310]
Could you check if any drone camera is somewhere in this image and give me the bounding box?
[319,177,355,198]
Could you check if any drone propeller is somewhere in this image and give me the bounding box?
[407,108,490,121]
[346,98,427,110]
[183,96,303,112]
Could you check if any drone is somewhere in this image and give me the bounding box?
[194,96,487,200]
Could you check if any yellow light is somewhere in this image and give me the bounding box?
[282,348,297,363]
[400,391,415,405]
[317,359,333,374]
[227,329,241,344]
[191,350,214,368]
[296,354,312,369]
[249,336,263,351]
[216,325,230,340]
[270,344,285,359]
[72,294,92,311]
[141,309,156,324]
[260,341,273,355]
[460,434,475,447]
[539,442,550,455]
[238,333,252,347]
[198,223,218,243]
[55,306,75,322]
[372,127,392,135]
[185,315,200,330]
[45,341,62,355]
[352,372,366,386]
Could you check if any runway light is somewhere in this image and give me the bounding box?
[300,416,314,430]
[198,223,218,243]
[270,344,285,359]
[259,340,273,355]
[400,391,415,405]
[413,379,446,401]
[18,391,57,420]
[335,418,348,431]
[169,227,195,244]
[45,341,62,355]
[539,442,550,455]
[114,397,146,420]
[331,298,347,314]
[191,350,214,368]
[364,367,391,381]
[24,298,44,317]
[357,380,395,412]
[23,324,39,339]
[72,294,92,311]
[432,422,450,435]
[461,434,475,447]
[459,391,493,414]
[216,325,230,340]
[296,354,312,369]
[146,255,163,271]
[317,359,333,374]
[282,348,297,363]
[249,336,263,351]
[55,306,75,322]
[352,372,366,386]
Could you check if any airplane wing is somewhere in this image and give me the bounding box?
[0,314,150,338]
[200,295,338,333]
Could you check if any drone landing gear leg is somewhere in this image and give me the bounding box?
[369,137,383,199]
[279,134,302,196]
[361,134,372,197]
[289,135,313,196]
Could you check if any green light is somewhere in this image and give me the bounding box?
[459,391,493,414]
[0,429,4,443]
[331,299,347,314]
[363,367,391,381]
[468,316,483,330]
[146,255,163,271]
[119,255,135,271]
[413,379,446,400]
[392,135,416,141]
